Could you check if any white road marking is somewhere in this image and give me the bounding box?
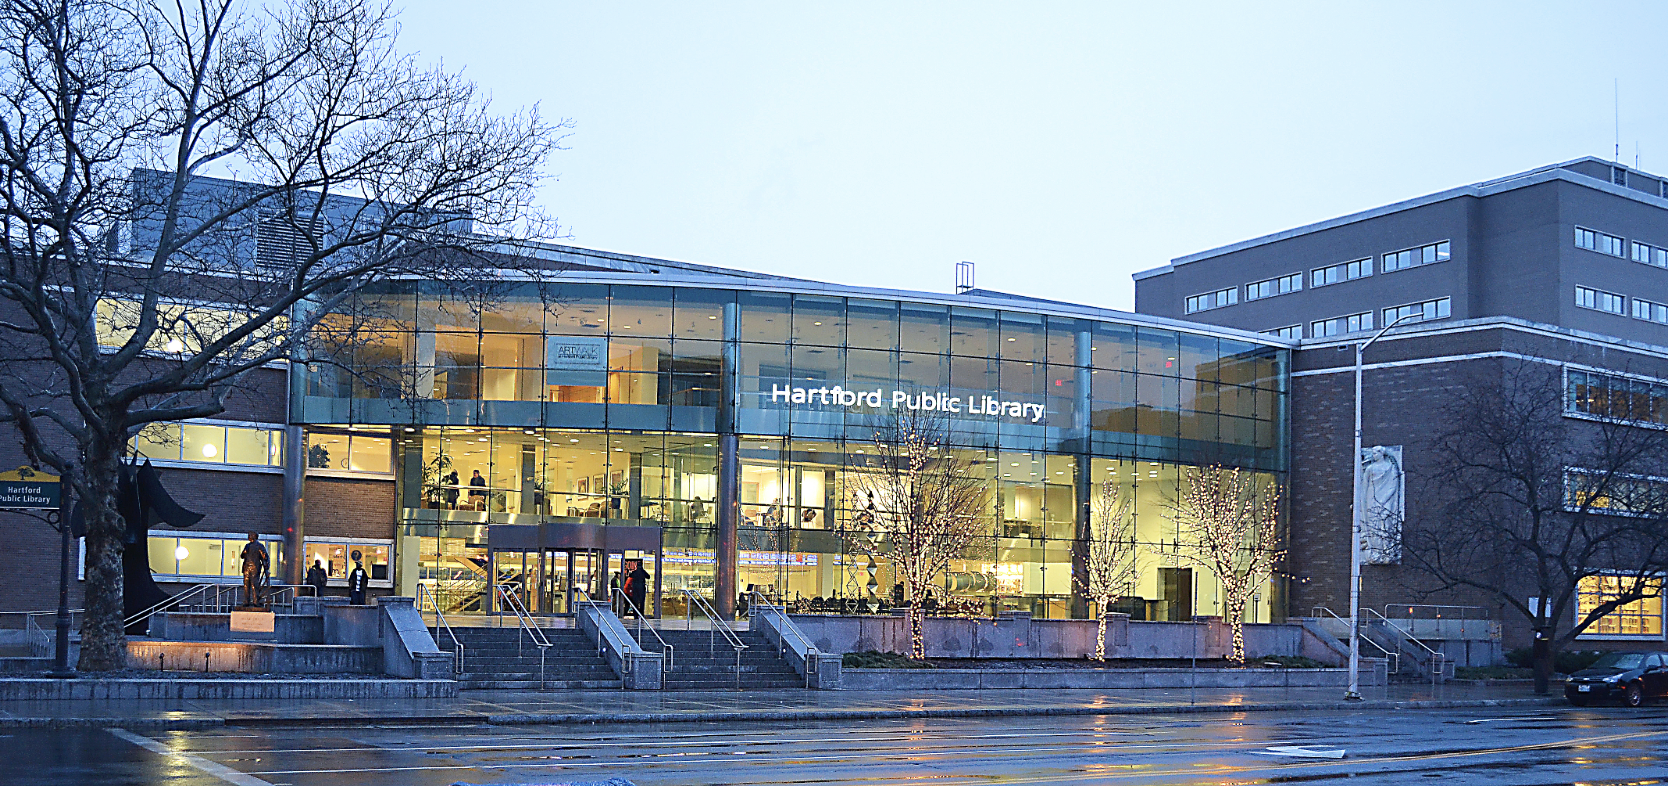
[106,728,276,786]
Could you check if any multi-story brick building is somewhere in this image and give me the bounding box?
[1137,157,1668,655]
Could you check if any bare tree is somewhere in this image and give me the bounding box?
[1169,464,1282,664]
[844,410,991,660]
[1404,359,1668,694]
[0,0,565,669]
[1078,480,1138,660]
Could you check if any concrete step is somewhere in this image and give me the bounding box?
[459,679,622,690]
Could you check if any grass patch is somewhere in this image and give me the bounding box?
[1455,665,1532,680]
[1505,647,1604,674]
[843,650,936,669]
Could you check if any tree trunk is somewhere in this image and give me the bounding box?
[1095,609,1107,661]
[77,450,128,671]
[1225,596,1248,664]
[908,604,926,661]
[1531,633,1552,696]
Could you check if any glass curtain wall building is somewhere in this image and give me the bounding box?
[295,261,1288,622]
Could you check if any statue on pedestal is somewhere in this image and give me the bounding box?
[239,533,270,608]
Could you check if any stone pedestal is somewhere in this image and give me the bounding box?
[229,609,276,642]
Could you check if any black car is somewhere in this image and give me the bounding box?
[1565,651,1668,706]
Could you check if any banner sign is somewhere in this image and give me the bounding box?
[545,336,607,387]
[0,466,61,509]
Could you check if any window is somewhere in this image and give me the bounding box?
[1634,298,1668,325]
[1382,297,1451,326]
[94,298,287,355]
[1575,286,1626,315]
[1632,241,1668,268]
[132,421,283,467]
[1184,287,1238,314]
[301,538,393,587]
[1245,273,1302,301]
[1382,241,1451,273]
[1576,574,1663,638]
[306,431,392,474]
[1613,167,1629,187]
[1263,325,1301,340]
[1567,370,1668,425]
[1576,227,1626,257]
[1564,469,1668,515]
[1310,312,1374,338]
[1311,258,1371,288]
[147,531,284,581]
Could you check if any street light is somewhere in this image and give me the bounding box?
[1345,312,1416,701]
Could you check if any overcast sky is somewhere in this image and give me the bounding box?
[396,1,1668,311]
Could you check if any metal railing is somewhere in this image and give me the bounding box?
[681,589,746,690]
[1,610,82,658]
[1364,607,1448,686]
[416,583,464,676]
[749,590,814,689]
[1381,604,1499,641]
[1310,606,1399,674]
[495,581,551,688]
[121,581,315,633]
[612,588,673,672]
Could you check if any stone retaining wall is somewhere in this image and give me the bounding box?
[839,667,1357,691]
[0,678,456,701]
[126,640,380,674]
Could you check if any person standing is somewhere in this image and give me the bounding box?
[348,550,369,605]
[625,559,651,619]
[443,469,460,509]
[239,533,269,608]
[467,469,487,510]
[305,559,329,598]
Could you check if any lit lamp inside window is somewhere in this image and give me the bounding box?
[165,338,184,353]
[202,444,217,458]
[175,545,189,561]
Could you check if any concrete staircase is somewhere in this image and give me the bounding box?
[434,626,621,690]
[654,627,804,690]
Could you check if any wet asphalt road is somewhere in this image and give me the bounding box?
[5,706,1668,786]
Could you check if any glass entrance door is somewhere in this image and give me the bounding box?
[489,548,608,616]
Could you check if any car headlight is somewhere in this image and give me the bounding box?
[1603,675,1621,683]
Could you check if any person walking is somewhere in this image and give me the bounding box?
[239,533,269,608]
[347,551,369,605]
[305,560,329,598]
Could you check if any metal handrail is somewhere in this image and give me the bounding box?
[612,587,674,672]
[1311,605,1399,674]
[1364,607,1447,685]
[681,589,746,690]
[1382,604,1491,620]
[416,583,464,676]
[123,583,221,629]
[495,581,551,689]
[749,590,815,689]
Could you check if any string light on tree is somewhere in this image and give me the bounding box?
[1169,464,1284,664]
[1077,480,1139,661]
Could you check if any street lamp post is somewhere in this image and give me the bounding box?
[1345,313,1415,701]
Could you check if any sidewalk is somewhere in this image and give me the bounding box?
[0,683,1560,729]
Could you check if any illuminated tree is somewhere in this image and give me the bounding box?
[1078,480,1139,660]
[1170,465,1282,664]
[845,410,990,660]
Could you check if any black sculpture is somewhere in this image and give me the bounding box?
[71,459,205,634]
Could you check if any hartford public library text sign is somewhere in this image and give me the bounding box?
[770,384,1047,424]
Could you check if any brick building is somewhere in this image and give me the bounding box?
[1137,158,1668,655]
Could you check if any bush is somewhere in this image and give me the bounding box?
[842,650,935,669]
[1504,647,1604,674]
[1253,655,1328,669]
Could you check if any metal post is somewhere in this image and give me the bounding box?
[50,497,73,678]
[1347,314,1413,701]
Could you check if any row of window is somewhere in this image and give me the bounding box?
[1265,297,1452,340]
[1567,370,1668,426]
[131,421,399,476]
[1575,286,1668,325]
[1577,225,1668,271]
[145,531,394,587]
[1185,240,1452,314]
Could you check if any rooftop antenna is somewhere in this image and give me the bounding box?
[955,261,975,294]
[1614,78,1620,163]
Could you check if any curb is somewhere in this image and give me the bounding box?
[205,696,1563,729]
[0,717,227,730]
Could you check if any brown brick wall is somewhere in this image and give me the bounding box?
[303,476,396,540]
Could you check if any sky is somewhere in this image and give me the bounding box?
[394,1,1668,311]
